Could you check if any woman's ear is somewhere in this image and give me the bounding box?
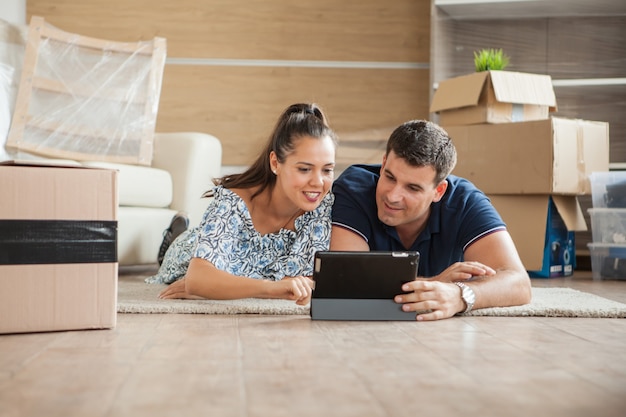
[269,151,279,175]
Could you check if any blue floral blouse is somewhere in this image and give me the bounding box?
[146,186,333,284]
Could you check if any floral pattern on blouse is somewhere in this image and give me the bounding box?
[146,186,333,284]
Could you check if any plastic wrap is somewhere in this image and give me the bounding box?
[0,19,26,161]
[5,16,166,166]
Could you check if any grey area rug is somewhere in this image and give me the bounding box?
[117,276,626,318]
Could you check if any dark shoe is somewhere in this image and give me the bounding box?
[157,212,189,265]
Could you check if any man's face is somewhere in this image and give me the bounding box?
[375,151,447,229]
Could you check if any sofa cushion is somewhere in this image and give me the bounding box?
[81,161,173,208]
[117,206,178,265]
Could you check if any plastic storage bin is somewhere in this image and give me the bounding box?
[588,208,626,244]
[588,243,626,280]
[589,171,626,208]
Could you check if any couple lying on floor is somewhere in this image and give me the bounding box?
[147,103,531,321]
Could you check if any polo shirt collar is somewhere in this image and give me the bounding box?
[380,203,441,251]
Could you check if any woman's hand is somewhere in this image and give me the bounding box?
[159,278,204,300]
[277,276,315,305]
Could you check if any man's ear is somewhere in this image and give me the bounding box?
[380,153,387,175]
[433,180,448,202]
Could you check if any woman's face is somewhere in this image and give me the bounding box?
[271,135,336,211]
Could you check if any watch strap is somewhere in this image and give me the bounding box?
[454,281,475,314]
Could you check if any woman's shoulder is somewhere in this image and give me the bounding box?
[298,192,334,225]
[321,191,334,209]
[212,186,248,204]
[203,185,250,219]
[315,192,334,213]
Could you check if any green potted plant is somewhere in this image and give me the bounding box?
[473,48,510,72]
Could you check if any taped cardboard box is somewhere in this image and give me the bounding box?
[0,162,118,334]
[430,70,557,126]
[449,117,610,195]
[489,195,587,278]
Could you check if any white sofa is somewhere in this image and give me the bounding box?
[95,132,222,265]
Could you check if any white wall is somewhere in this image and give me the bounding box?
[0,0,26,25]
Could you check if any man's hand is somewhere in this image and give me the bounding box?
[393,261,495,321]
[394,279,467,321]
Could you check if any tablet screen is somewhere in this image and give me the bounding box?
[312,251,419,299]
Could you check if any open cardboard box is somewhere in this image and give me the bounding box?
[430,70,557,126]
[449,117,610,195]
[0,161,118,334]
[489,195,587,278]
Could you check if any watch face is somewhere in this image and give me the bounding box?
[463,286,476,306]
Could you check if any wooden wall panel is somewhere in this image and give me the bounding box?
[26,0,431,167]
[158,65,429,166]
[27,0,430,62]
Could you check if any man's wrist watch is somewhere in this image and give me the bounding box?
[454,282,475,314]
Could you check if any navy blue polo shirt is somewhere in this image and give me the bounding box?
[331,164,506,277]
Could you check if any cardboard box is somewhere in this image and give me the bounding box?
[449,117,610,195]
[489,195,587,277]
[430,70,557,126]
[0,162,118,334]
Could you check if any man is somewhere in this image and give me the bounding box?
[330,120,532,321]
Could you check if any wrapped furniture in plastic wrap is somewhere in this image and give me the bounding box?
[0,20,25,161]
[6,16,166,166]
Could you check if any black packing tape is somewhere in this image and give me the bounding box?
[0,220,117,265]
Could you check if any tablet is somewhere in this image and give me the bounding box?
[311,251,420,321]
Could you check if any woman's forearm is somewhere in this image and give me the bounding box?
[184,257,275,300]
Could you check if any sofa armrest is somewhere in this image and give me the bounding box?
[152,132,222,227]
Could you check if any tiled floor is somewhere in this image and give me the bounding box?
[0,268,625,417]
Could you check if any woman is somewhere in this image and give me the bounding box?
[146,103,338,306]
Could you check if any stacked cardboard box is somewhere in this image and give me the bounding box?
[587,172,626,280]
[431,71,610,277]
[0,161,118,333]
